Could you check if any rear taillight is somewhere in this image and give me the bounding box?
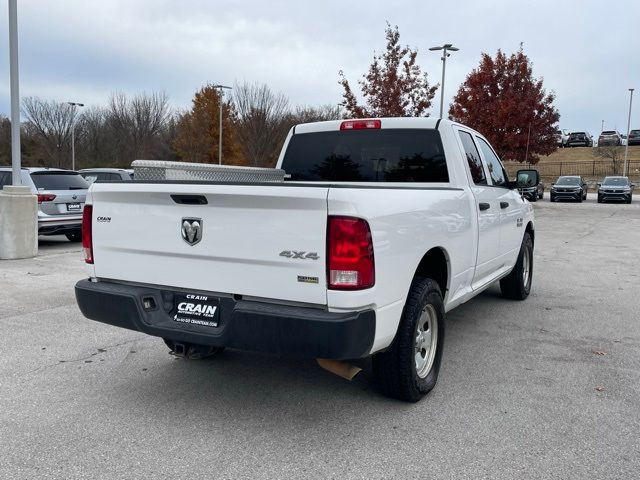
[82,205,93,264]
[327,216,375,290]
[37,193,56,204]
[340,119,381,130]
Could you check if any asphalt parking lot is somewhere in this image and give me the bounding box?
[1,193,639,479]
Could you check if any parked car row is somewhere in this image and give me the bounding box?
[549,175,635,203]
[557,129,640,148]
[0,166,134,242]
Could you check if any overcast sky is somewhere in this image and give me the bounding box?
[1,0,638,134]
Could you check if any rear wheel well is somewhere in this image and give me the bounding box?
[413,248,449,298]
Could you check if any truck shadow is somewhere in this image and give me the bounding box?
[106,285,516,429]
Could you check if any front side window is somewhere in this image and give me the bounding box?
[476,137,506,186]
[458,131,486,185]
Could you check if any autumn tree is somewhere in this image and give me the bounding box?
[449,48,559,163]
[173,85,244,165]
[339,23,438,118]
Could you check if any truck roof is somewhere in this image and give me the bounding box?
[294,117,443,134]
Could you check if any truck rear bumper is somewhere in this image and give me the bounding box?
[75,279,375,360]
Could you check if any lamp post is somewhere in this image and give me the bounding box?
[67,102,84,170]
[623,88,634,177]
[9,0,21,186]
[601,120,605,132]
[429,43,459,118]
[212,84,232,165]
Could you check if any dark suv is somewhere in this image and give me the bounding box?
[598,131,622,146]
[628,130,640,146]
[550,176,588,202]
[566,132,593,147]
[597,176,635,203]
[516,170,544,201]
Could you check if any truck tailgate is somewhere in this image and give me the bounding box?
[89,183,329,305]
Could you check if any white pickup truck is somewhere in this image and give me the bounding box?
[75,118,537,402]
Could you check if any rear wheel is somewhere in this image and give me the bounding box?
[372,278,445,402]
[163,338,224,359]
[65,231,82,242]
[500,232,533,300]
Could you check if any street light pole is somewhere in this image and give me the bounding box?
[623,88,634,177]
[429,43,459,118]
[601,120,604,132]
[67,102,84,170]
[213,84,232,165]
[9,0,21,186]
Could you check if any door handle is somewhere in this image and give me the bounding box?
[500,201,509,209]
[479,202,490,211]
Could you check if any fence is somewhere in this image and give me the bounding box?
[504,160,640,180]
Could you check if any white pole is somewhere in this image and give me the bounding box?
[439,47,447,119]
[623,88,634,177]
[9,0,21,186]
[71,111,75,170]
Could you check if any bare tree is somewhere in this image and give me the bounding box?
[77,106,108,166]
[106,91,170,164]
[595,146,624,174]
[289,104,343,124]
[22,97,78,168]
[0,115,10,164]
[233,82,290,167]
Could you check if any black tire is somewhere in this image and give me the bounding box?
[597,196,603,204]
[500,232,533,300]
[577,194,583,203]
[163,338,224,359]
[550,195,556,202]
[65,231,82,242]
[530,195,537,202]
[627,196,632,204]
[372,278,445,403]
[539,191,543,200]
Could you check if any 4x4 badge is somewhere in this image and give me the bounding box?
[181,218,203,246]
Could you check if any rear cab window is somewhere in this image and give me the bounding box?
[30,172,89,190]
[457,131,487,185]
[281,129,448,183]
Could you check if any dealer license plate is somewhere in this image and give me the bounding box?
[67,203,81,211]
[173,294,220,327]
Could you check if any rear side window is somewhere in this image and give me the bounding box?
[282,129,448,182]
[458,131,486,185]
[30,172,89,190]
[95,172,121,181]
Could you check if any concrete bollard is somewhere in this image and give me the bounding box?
[0,185,38,260]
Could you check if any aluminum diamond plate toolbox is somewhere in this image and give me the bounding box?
[132,160,286,183]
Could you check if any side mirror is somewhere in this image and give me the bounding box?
[516,169,540,188]
[597,182,602,187]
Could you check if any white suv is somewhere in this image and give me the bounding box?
[0,167,89,241]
